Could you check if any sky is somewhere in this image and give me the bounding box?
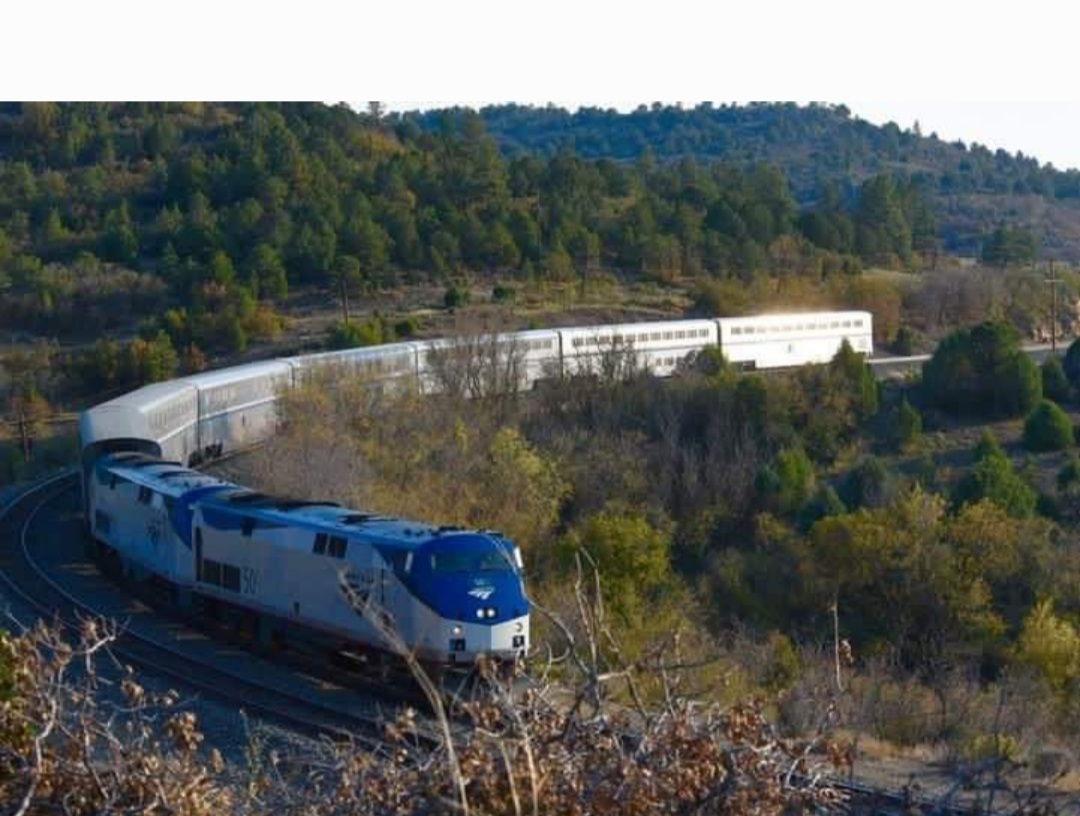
[842,102,1080,171]
[10,0,1080,170]
[390,100,1080,172]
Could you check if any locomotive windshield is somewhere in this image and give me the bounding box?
[430,551,513,573]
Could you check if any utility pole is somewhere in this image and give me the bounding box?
[1046,261,1062,353]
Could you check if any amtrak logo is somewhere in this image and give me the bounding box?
[468,586,495,600]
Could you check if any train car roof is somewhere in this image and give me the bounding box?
[717,310,871,324]
[421,328,558,347]
[195,488,487,550]
[295,341,417,364]
[89,380,197,413]
[556,318,718,337]
[182,359,294,391]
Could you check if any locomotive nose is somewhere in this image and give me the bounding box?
[445,616,529,664]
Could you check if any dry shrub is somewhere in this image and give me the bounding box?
[0,617,231,816]
[0,605,848,816]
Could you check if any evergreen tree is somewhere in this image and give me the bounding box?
[923,321,1041,418]
[854,175,912,267]
[1023,400,1074,452]
[1041,356,1071,403]
[954,432,1037,518]
[982,224,1037,267]
[1063,338,1080,391]
[99,201,138,263]
[247,244,288,300]
[830,339,878,421]
[892,398,923,451]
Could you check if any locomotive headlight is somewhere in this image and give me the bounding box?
[476,609,485,619]
[452,625,463,636]
[485,607,496,619]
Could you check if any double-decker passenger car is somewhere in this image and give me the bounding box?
[716,310,873,370]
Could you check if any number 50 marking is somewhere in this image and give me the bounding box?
[242,567,258,596]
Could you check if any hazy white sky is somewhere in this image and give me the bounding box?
[393,100,1080,172]
[848,102,1080,171]
[12,1,1080,172]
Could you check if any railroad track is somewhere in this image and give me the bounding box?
[0,472,438,750]
[3,475,1057,815]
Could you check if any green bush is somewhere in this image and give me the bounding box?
[954,432,1037,518]
[840,455,893,510]
[891,398,922,451]
[1042,356,1071,403]
[758,447,816,516]
[762,632,801,693]
[1023,399,1074,452]
[796,485,847,532]
[1013,600,1080,696]
[393,317,419,338]
[893,325,917,356]
[491,284,516,303]
[1058,457,1080,491]
[922,321,1041,418]
[960,733,1022,764]
[1063,338,1080,389]
[444,284,471,309]
[327,319,382,349]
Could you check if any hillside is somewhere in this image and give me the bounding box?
[401,103,1080,258]
[0,101,1077,412]
[0,102,928,348]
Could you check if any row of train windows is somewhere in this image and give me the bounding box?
[483,338,554,352]
[203,379,284,411]
[571,328,711,348]
[200,558,241,592]
[350,357,409,373]
[150,401,195,432]
[730,319,865,336]
[422,338,555,363]
[313,532,348,558]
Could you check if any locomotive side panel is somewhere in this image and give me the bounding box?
[191,508,401,650]
[91,468,176,580]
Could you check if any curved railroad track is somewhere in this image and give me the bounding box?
[0,472,436,749]
[5,474,1062,815]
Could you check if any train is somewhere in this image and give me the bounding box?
[78,310,873,671]
[88,452,528,668]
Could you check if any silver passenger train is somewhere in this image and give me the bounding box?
[79,310,872,669]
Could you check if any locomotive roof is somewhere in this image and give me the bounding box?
[103,453,489,550]
[197,488,475,550]
[102,453,231,495]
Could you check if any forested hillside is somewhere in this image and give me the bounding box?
[0,101,1072,411]
[402,102,1080,258]
[0,102,941,349]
